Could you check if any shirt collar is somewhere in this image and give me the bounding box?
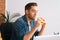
[23,15,35,25]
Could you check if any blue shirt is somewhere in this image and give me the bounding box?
[11,15,39,40]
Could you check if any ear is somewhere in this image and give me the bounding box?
[25,10,28,15]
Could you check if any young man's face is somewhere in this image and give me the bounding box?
[27,6,38,20]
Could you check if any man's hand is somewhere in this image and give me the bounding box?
[39,17,46,27]
[36,17,46,36]
[35,17,46,27]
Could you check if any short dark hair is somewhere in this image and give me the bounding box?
[25,2,37,10]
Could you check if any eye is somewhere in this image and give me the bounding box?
[31,10,36,12]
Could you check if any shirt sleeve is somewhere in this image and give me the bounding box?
[11,20,25,40]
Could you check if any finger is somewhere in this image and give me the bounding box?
[40,17,45,21]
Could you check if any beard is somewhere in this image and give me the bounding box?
[28,15,36,20]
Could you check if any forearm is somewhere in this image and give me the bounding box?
[38,24,45,36]
[23,24,39,40]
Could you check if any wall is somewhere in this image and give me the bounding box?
[0,0,5,14]
[6,0,60,35]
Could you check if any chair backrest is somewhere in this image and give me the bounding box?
[1,22,14,40]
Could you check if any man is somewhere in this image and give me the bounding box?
[11,2,46,40]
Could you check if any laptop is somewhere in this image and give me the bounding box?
[34,35,60,40]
